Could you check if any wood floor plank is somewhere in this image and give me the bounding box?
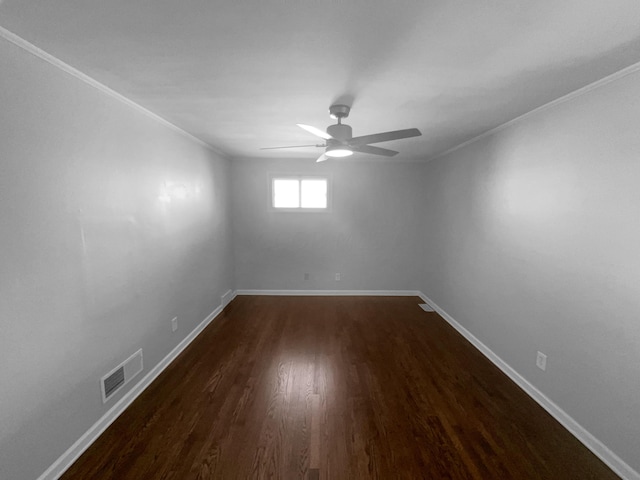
[62,296,620,479]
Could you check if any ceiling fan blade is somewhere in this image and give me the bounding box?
[297,124,333,140]
[348,128,422,146]
[316,153,329,163]
[260,144,323,150]
[352,145,399,157]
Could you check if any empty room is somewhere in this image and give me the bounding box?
[1,1,639,479]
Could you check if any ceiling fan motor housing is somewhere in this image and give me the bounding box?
[327,123,352,142]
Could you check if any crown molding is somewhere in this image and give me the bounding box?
[429,59,640,162]
[0,26,228,159]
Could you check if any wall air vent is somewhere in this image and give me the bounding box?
[101,349,143,403]
[103,367,125,399]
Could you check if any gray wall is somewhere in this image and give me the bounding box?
[231,158,424,291]
[420,69,640,471]
[0,38,233,479]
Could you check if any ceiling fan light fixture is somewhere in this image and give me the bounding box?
[325,145,353,157]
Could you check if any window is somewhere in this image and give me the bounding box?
[271,176,329,210]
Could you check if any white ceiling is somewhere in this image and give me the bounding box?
[2,0,640,161]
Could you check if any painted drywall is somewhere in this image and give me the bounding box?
[0,37,233,479]
[420,67,640,472]
[231,158,424,291]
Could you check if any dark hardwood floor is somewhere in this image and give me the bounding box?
[62,296,619,479]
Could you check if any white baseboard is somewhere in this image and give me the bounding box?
[418,292,640,480]
[38,301,228,480]
[221,289,235,308]
[235,289,422,297]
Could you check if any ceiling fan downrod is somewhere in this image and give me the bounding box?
[327,104,352,141]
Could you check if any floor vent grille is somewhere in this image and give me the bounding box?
[101,349,143,403]
[419,303,434,312]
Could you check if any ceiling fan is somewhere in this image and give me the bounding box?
[261,104,422,162]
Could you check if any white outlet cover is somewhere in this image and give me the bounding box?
[536,351,547,371]
[171,317,178,332]
[335,273,341,281]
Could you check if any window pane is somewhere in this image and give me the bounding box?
[301,179,327,208]
[273,179,300,208]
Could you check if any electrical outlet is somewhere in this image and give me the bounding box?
[171,317,178,332]
[536,351,547,371]
[335,273,341,281]
[304,273,310,280]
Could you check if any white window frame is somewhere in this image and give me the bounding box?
[269,174,331,212]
